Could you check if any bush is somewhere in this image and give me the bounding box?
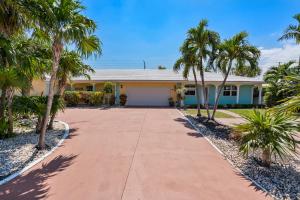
[78,91,91,104]
[103,82,114,94]
[64,91,80,106]
[168,97,175,107]
[119,94,127,106]
[109,95,115,106]
[0,118,10,139]
[89,92,104,106]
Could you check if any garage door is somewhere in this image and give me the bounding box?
[126,87,170,106]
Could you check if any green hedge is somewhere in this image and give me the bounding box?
[64,91,105,106]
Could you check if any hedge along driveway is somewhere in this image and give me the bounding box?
[0,108,270,200]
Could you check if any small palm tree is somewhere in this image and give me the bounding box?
[235,110,300,167]
[174,40,201,116]
[23,0,102,149]
[211,32,260,120]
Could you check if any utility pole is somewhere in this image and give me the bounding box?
[143,60,146,70]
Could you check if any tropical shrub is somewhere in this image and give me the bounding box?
[64,91,80,106]
[109,95,115,106]
[0,118,10,139]
[234,110,300,167]
[168,97,175,107]
[103,82,114,94]
[78,91,91,104]
[119,94,127,106]
[89,92,104,106]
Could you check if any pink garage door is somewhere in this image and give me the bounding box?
[126,87,170,106]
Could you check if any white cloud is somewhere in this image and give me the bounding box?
[259,43,300,73]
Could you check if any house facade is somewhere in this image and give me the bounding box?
[35,69,263,107]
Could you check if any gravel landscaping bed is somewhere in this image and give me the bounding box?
[184,114,300,200]
[0,120,66,180]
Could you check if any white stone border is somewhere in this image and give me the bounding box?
[0,120,69,186]
[176,109,276,199]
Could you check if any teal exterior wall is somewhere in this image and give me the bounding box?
[184,86,202,105]
[208,85,215,105]
[184,84,254,106]
[239,85,253,104]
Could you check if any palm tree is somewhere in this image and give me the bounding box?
[279,13,300,43]
[235,110,299,167]
[263,61,298,107]
[23,0,101,149]
[233,59,261,77]
[174,40,202,116]
[211,32,260,120]
[186,20,220,119]
[48,50,94,129]
[0,0,27,119]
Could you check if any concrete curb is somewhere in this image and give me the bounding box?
[0,120,70,186]
[176,109,275,199]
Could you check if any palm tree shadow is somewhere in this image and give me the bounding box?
[0,154,77,200]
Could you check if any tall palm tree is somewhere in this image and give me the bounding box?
[0,0,26,120]
[23,0,102,149]
[211,32,260,120]
[279,13,300,43]
[186,20,217,118]
[174,40,202,116]
[48,50,94,129]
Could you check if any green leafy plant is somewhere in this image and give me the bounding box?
[103,82,114,94]
[89,92,104,106]
[234,110,300,167]
[168,97,175,107]
[119,94,127,106]
[64,91,80,106]
[0,118,10,139]
[109,95,115,106]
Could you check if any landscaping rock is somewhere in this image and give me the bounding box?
[0,121,65,180]
[186,115,300,200]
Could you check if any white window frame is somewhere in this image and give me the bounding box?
[223,85,237,96]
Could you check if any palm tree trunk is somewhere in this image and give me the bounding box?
[262,148,271,167]
[192,67,201,117]
[48,77,66,130]
[0,86,7,120]
[38,41,62,150]
[200,68,210,119]
[7,87,14,134]
[211,60,233,120]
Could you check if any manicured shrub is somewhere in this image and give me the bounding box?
[119,94,127,106]
[64,91,80,106]
[78,91,91,104]
[89,92,104,106]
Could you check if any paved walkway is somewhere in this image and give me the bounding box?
[0,108,270,200]
[217,110,246,127]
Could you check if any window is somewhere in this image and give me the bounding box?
[86,86,93,91]
[185,90,196,96]
[223,85,237,96]
[184,84,196,96]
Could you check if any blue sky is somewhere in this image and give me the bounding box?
[82,0,300,70]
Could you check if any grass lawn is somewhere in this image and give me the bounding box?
[227,109,265,117]
[184,109,234,118]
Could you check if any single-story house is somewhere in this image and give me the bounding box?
[33,69,264,107]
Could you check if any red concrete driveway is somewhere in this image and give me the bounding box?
[0,108,270,200]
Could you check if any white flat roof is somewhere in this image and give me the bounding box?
[70,69,264,84]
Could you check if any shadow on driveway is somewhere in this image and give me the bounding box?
[0,154,77,200]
